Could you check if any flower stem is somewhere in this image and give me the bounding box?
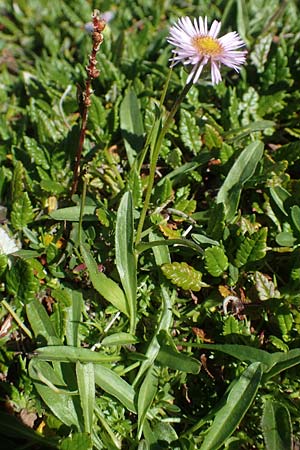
[71,10,106,196]
[135,81,193,246]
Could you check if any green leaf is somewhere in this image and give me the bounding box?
[200,363,262,450]
[161,261,207,291]
[0,254,8,276]
[182,343,300,380]
[204,246,228,277]
[120,87,144,166]
[23,136,50,169]
[101,332,138,346]
[50,206,97,221]
[223,316,240,335]
[216,141,264,222]
[52,288,83,347]
[80,243,129,316]
[138,365,158,438]
[255,271,280,301]
[115,191,137,333]
[133,232,173,387]
[6,259,38,303]
[250,34,273,73]
[179,109,201,154]
[156,344,200,374]
[275,306,293,338]
[11,160,24,204]
[11,192,34,230]
[291,205,300,233]
[204,123,222,150]
[261,400,292,450]
[275,231,296,247]
[94,364,136,413]
[29,359,82,429]
[60,433,92,450]
[264,349,300,381]
[270,186,291,216]
[26,298,61,345]
[76,362,95,434]
[0,411,57,448]
[35,345,121,364]
[235,228,268,268]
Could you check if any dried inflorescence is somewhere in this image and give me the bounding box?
[71,10,106,195]
[86,10,106,81]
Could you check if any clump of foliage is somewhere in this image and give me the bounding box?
[0,0,300,449]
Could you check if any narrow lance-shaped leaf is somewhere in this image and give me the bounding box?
[80,242,129,316]
[133,232,173,386]
[120,87,144,166]
[94,364,136,413]
[217,141,264,222]
[115,191,137,333]
[76,362,95,434]
[138,365,158,439]
[200,362,262,450]
[28,359,82,430]
[261,399,292,450]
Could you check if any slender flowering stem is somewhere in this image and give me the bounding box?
[135,80,193,246]
[71,10,106,196]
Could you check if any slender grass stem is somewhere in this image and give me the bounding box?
[2,299,33,339]
[135,80,193,246]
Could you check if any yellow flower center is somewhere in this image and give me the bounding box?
[192,36,222,57]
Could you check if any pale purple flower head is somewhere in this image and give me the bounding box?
[167,16,247,85]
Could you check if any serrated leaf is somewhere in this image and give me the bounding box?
[250,34,273,73]
[261,400,292,450]
[6,259,38,304]
[11,161,24,204]
[179,109,201,154]
[205,246,228,277]
[255,272,280,301]
[269,336,289,353]
[204,123,222,150]
[275,306,293,338]
[0,254,8,276]
[11,192,34,230]
[23,136,50,170]
[223,316,240,335]
[235,228,268,268]
[161,262,207,291]
[127,167,143,207]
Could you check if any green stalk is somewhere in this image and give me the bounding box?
[2,299,33,339]
[78,175,87,245]
[135,80,193,246]
[136,67,173,174]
